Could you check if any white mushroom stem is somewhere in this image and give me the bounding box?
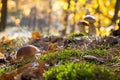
[88,23,96,36]
[80,25,86,33]
[77,20,88,33]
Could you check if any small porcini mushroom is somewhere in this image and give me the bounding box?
[84,15,96,35]
[16,45,40,61]
[77,20,88,33]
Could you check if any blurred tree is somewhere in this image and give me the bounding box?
[0,0,8,31]
[70,0,78,33]
[62,0,70,35]
[47,0,52,34]
[28,6,37,30]
[112,0,120,23]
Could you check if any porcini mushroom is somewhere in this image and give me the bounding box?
[77,20,88,33]
[16,45,40,61]
[84,15,96,36]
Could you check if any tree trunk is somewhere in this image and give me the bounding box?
[70,0,77,33]
[28,6,37,30]
[62,0,70,35]
[47,0,52,35]
[0,0,8,31]
[112,0,120,23]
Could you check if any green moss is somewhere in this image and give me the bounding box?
[38,49,82,65]
[39,42,120,80]
[0,61,29,75]
[38,49,110,65]
[67,32,88,38]
[43,62,119,80]
[109,57,120,63]
[84,49,107,56]
[1,66,14,75]
[0,65,17,75]
[99,45,109,50]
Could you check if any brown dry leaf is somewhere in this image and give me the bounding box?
[41,51,49,55]
[0,48,5,53]
[17,63,32,73]
[0,70,18,80]
[1,36,7,42]
[0,52,4,58]
[14,62,45,80]
[48,43,58,51]
[14,63,36,80]
[15,67,37,80]
[32,31,43,40]
[0,63,32,80]
[5,39,14,45]
[51,58,57,65]
[0,39,15,53]
[36,61,45,77]
[1,36,14,45]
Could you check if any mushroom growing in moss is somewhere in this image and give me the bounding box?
[84,15,96,36]
[77,20,88,33]
[16,45,40,62]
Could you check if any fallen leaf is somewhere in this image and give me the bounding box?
[48,43,58,51]
[0,52,4,59]
[32,31,43,40]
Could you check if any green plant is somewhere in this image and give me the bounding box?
[38,49,111,66]
[38,49,82,65]
[84,49,107,56]
[43,62,119,80]
[67,32,88,38]
[99,45,109,50]
[0,61,29,75]
[0,65,16,75]
[109,57,120,63]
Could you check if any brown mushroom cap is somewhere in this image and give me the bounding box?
[77,20,88,26]
[84,15,96,23]
[16,45,40,60]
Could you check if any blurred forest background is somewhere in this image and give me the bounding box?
[0,0,120,36]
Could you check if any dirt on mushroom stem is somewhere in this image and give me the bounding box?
[77,20,88,33]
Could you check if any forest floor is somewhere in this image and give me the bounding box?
[0,27,120,80]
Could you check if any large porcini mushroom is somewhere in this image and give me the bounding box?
[84,15,96,36]
[77,20,88,33]
[16,45,40,61]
